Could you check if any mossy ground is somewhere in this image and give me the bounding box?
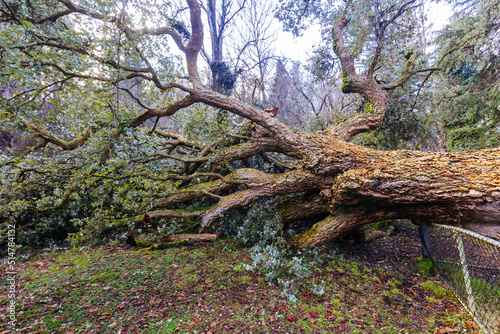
[1,221,479,333]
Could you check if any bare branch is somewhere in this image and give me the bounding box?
[117,83,152,110]
[25,122,98,150]
[153,130,202,150]
[128,152,208,164]
[127,26,186,52]
[129,94,198,127]
[367,0,420,76]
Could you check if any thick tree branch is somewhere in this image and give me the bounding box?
[200,169,334,229]
[326,4,388,141]
[184,0,204,87]
[155,177,237,209]
[209,140,283,171]
[330,148,500,207]
[193,89,309,152]
[278,193,328,224]
[129,94,198,127]
[291,145,500,247]
[25,122,97,150]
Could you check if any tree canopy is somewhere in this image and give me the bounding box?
[1,0,499,249]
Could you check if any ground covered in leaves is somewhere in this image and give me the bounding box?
[1,221,480,333]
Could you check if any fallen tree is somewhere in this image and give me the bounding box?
[1,0,499,247]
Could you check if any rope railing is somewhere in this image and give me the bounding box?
[419,223,500,334]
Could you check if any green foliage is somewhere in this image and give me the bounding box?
[220,198,284,246]
[0,127,193,248]
[415,255,435,276]
[278,0,444,150]
[179,104,225,144]
[278,0,424,82]
[0,0,217,249]
[375,219,392,230]
[306,46,338,83]
[352,78,444,151]
[433,0,500,151]
[213,197,325,301]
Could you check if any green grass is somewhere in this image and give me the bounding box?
[415,256,435,276]
[421,281,453,298]
[0,241,479,333]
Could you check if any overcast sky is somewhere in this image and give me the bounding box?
[274,2,454,61]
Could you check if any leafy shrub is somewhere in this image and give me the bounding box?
[213,197,330,302]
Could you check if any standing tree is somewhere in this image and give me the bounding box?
[231,0,276,108]
[201,0,245,94]
[1,0,499,247]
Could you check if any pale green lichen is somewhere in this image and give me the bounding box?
[340,69,350,93]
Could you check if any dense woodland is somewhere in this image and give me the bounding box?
[0,0,499,250]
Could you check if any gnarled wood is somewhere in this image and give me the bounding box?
[6,0,500,248]
[291,146,500,247]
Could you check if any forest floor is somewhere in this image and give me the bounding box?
[0,220,481,333]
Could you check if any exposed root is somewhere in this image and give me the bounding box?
[277,193,328,224]
[289,206,398,248]
[200,169,334,229]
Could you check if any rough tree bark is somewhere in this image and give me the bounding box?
[5,0,500,246]
[187,0,500,246]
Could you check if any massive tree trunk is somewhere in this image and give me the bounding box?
[4,0,500,246]
[188,1,500,246]
[289,145,500,247]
